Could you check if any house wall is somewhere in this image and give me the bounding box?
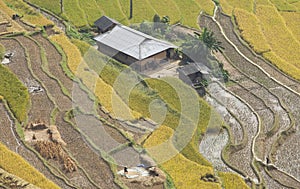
[97,43,174,72]
[97,42,119,57]
[137,51,168,72]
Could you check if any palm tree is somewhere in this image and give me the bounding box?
[180,35,209,62]
[194,27,224,53]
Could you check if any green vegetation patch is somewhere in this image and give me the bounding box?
[0,63,29,122]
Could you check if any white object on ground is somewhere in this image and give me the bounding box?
[1,58,10,64]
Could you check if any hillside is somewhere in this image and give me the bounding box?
[1,0,300,189]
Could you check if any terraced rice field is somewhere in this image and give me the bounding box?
[220,0,300,80]
[26,0,215,28]
[1,0,300,188]
[199,7,300,188]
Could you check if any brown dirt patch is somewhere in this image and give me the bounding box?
[32,33,74,93]
[15,35,72,111]
[0,103,19,151]
[56,111,120,189]
[0,38,54,125]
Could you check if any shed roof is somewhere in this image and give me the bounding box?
[94,16,119,32]
[178,63,211,75]
[94,24,177,60]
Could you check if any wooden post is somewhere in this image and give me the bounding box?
[129,0,133,19]
[60,0,64,14]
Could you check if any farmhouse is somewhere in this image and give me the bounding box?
[177,63,211,85]
[94,16,177,72]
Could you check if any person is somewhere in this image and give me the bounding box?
[124,167,128,175]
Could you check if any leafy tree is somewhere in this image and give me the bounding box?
[195,27,224,53]
[153,14,160,22]
[180,35,209,62]
[161,15,170,24]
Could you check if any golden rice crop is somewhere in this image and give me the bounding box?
[269,0,298,11]
[172,0,204,28]
[50,34,140,119]
[220,0,253,13]
[77,0,103,26]
[0,64,29,122]
[255,0,272,5]
[144,125,221,189]
[263,51,300,80]
[0,142,60,189]
[256,5,300,68]
[3,0,53,26]
[162,153,221,189]
[149,0,182,23]
[281,12,300,43]
[219,0,234,14]
[63,0,88,27]
[196,0,215,15]
[234,8,270,53]
[0,1,25,32]
[218,172,250,189]
[27,0,61,15]
[96,0,128,24]
[49,34,82,73]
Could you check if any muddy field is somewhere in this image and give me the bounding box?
[199,8,300,188]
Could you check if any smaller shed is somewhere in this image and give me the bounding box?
[177,63,211,85]
[94,16,119,33]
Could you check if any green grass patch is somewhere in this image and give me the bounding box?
[0,64,29,122]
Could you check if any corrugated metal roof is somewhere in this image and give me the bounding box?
[178,63,211,75]
[94,16,119,32]
[94,25,177,60]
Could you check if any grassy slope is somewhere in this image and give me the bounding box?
[8,0,250,188]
